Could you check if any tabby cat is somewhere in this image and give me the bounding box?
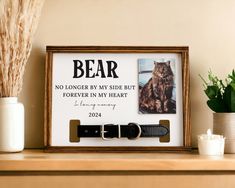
[139,61,176,113]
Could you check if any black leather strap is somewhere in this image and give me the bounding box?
[77,123,169,139]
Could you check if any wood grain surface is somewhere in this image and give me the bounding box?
[0,149,235,171]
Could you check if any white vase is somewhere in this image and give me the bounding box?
[0,97,24,152]
[213,113,235,153]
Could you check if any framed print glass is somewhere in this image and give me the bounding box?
[44,46,191,152]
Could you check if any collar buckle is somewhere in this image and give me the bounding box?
[101,124,121,140]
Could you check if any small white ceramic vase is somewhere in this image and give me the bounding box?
[0,97,24,152]
[213,113,235,153]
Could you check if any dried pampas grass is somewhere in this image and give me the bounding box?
[0,0,44,97]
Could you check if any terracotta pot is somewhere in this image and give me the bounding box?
[213,113,235,153]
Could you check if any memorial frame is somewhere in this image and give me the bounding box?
[44,46,191,152]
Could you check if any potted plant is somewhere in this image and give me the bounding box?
[0,0,44,152]
[200,70,235,153]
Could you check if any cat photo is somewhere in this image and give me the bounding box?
[138,59,176,114]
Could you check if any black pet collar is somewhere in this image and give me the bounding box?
[77,123,169,140]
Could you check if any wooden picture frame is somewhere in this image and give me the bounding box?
[44,46,191,152]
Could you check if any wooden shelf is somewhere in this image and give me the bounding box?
[1,149,235,171]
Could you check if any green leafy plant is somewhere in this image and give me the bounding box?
[200,70,235,112]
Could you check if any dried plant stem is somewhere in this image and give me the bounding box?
[0,0,44,97]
